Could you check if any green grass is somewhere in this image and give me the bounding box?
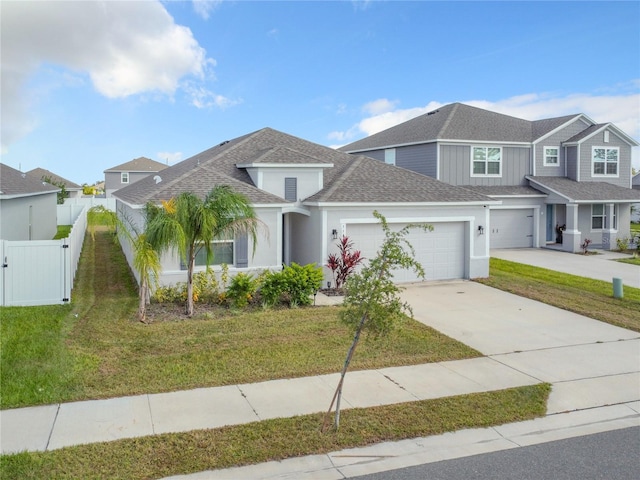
[53,225,71,239]
[476,258,640,332]
[1,230,480,409]
[617,256,640,266]
[0,384,550,480]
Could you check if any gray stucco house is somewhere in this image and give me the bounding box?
[114,128,496,288]
[341,103,640,253]
[104,157,168,198]
[26,167,83,200]
[0,163,59,241]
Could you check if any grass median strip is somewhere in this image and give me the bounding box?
[0,383,550,480]
[476,258,640,332]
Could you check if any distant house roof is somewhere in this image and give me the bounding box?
[339,103,638,152]
[527,176,640,203]
[113,128,493,207]
[26,168,82,190]
[632,173,640,189]
[104,157,168,173]
[0,163,60,198]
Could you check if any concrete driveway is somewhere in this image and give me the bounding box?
[400,281,640,415]
[491,248,640,288]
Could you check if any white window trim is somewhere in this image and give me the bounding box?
[543,146,560,167]
[384,148,396,165]
[591,146,619,178]
[590,204,618,232]
[470,146,502,177]
[121,172,129,183]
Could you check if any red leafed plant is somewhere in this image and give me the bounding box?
[327,236,365,289]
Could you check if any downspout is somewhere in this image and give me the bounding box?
[531,142,536,177]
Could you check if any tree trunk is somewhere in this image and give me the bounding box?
[137,278,147,323]
[186,250,195,317]
[322,311,367,432]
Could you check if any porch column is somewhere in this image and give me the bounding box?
[563,203,581,253]
[602,203,616,251]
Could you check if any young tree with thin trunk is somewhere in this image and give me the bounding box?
[145,185,261,317]
[322,211,433,432]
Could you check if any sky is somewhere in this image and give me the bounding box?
[1,0,639,185]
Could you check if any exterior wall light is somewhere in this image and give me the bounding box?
[478,225,484,235]
[331,229,338,240]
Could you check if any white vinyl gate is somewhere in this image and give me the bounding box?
[0,205,87,306]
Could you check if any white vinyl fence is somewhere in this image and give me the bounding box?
[0,205,88,306]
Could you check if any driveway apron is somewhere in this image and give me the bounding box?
[400,281,640,414]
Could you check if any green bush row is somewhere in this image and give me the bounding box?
[152,263,323,309]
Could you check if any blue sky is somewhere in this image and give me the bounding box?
[2,0,639,185]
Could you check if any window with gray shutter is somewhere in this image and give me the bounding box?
[284,177,297,201]
[235,234,248,268]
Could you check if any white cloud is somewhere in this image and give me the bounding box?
[192,0,222,20]
[332,89,640,167]
[184,84,242,109]
[0,0,218,151]
[157,152,183,165]
[362,98,398,115]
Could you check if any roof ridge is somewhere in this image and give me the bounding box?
[438,103,459,137]
[315,155,362,200]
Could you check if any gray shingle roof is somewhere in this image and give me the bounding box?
[462,185,546,197]
[0,163,60,197]
[26,168,82,189]
[113,128,492,206]
[308,155,490,203]
[104,157,169,173]
[340,103,585,152]
[527,176,640,202]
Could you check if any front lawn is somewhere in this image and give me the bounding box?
[476,258,640,332]
[1,230,480,409]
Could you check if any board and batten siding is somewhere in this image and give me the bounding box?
[578,130,632,187]
[535,119,589,176]
[439,145,530,186]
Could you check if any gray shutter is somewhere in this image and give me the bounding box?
[284,177,297,201]
[236,235,248,268]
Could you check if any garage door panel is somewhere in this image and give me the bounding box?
[347,222,465,283]
[490,209,534,249]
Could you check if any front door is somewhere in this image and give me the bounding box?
[546,204,555,243]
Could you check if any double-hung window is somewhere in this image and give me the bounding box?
[471,146,501,176]
[121,172,129,183]
[543,147,559,166]
[592,147,619,176]
[591,204,617,230]
[180,239,234,269]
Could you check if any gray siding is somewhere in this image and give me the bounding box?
[578,130,631,187]
[105,170,158,197]
[535,118,591,176]
[439,144,530,186]
[0,193,58,241]
[362,150,385,162]
[566,146,578,180]
[396,144,437,178]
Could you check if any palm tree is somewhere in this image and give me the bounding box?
[145,185,261,317]
[87,206,161,323]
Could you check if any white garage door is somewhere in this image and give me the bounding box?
[490,209,534,248]
[347,222,465,283]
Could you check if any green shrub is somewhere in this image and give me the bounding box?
[280,263,323,307]
[192,269,221,303]
[616,236,630,252]
[152,284,184,304]
[259,270,289,307]
[226,273,258,308]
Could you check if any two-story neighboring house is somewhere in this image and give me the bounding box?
[104,157,168,198]
[341,103,640,253]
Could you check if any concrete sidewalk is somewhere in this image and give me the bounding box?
[1,281,638,480]
[491,248,640,288]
